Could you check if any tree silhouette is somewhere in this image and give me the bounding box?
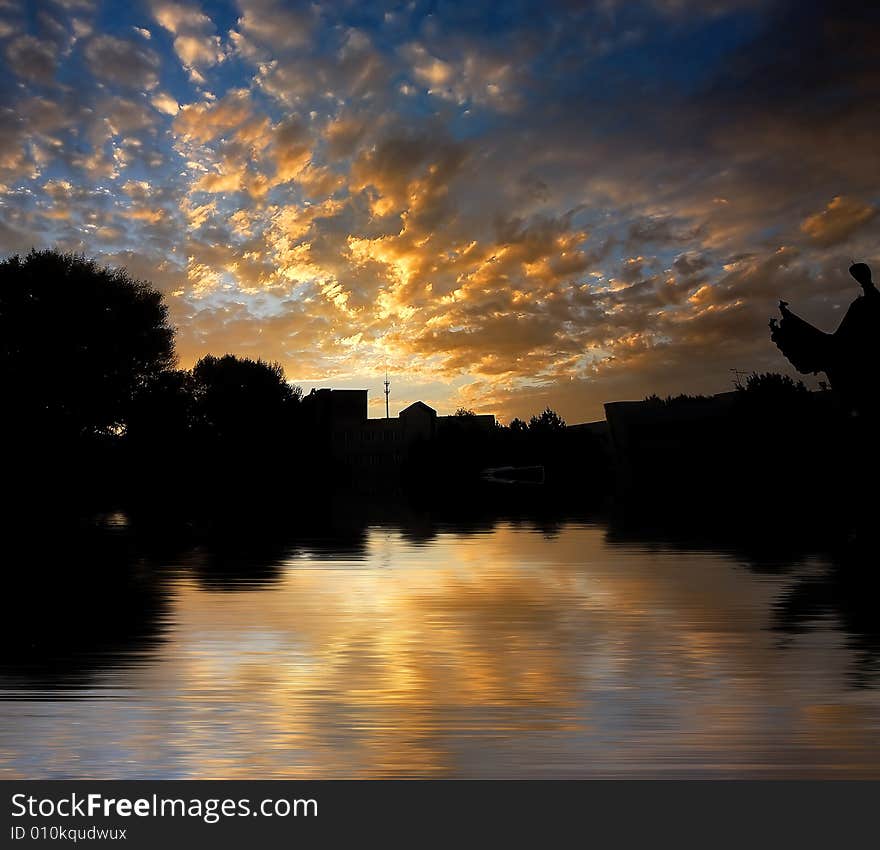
[124,368,195,497]
[528,407,566,432]
[644,393,710,406]
[126,369,194,444]
[190,353,301,445]
[0,250,175,440]
[182,354,304,516]
[736,371,807,398]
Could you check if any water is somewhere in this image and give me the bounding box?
[1,517,879,778]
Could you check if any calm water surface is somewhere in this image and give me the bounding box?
[1,518,879,778]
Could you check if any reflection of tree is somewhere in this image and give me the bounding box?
[185,532,366,590]
[609,515,880,688]
[606,511,880,689]
[185,543,289,592]
[773,546,880,688]
[605,511,819,575]
[0,526,171,692]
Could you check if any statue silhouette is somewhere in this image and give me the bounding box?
[770,262,880,418]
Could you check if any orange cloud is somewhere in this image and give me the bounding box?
[800,196,877,247]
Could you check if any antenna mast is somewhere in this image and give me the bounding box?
[384,367,391,419]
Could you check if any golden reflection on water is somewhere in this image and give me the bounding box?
[2,523,880,778]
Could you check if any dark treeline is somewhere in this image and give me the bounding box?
[0,251,303,518]
[3,251,875,691]
[615,372,855,530]
[1,250,609,521]
[2,250,874,539]
[403,407,611,508]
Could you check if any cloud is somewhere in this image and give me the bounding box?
[298,164,345,200]
[800,196,878,247]
[98,95,157,136]
[273,116,312,183]
[232,0,314,51]
[5,35,57,83]
[173,32,221,67]
[349,126,469,218]
[151,91,180,116]
[1,0,878,423]
[49,0,97,9]
[150,0,210,34]
[192,165,245,194]
[152,0,224,80]
[403,43,518,111]
[173,89,254,144]
[0,117,31,180]
[324,113,370,159]
[83,34,161,89]
[0,213,34,253]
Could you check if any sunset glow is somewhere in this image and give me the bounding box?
[1,0,876,420]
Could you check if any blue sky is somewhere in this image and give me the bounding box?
[1,0,877,421]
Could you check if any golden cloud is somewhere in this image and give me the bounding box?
[800,196,877,247]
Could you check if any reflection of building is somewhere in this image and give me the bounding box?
[301,388,496,484]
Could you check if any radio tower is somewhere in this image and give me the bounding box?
[384,368,391,419]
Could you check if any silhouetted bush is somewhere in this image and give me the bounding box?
[644,393,711,406]
[736,371,808,397]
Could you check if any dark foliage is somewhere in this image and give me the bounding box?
[527,407,566,432]
[644,393,711,405]
[402,405,611,509]
[190,353,301,445]
[0,250,175,440]
[1,249,874,545]
[160,354,305,518]
[1,251,176,507]
[735,371,808,396]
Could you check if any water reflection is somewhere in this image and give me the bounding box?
[0,524,171,693]
[607,515,880,688]
[1,516,879,778]
[773,546,880,689]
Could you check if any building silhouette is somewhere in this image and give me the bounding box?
[301,388,496,486]
[602,387,843,517]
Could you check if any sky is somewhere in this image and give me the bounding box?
[0,0,877,422]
